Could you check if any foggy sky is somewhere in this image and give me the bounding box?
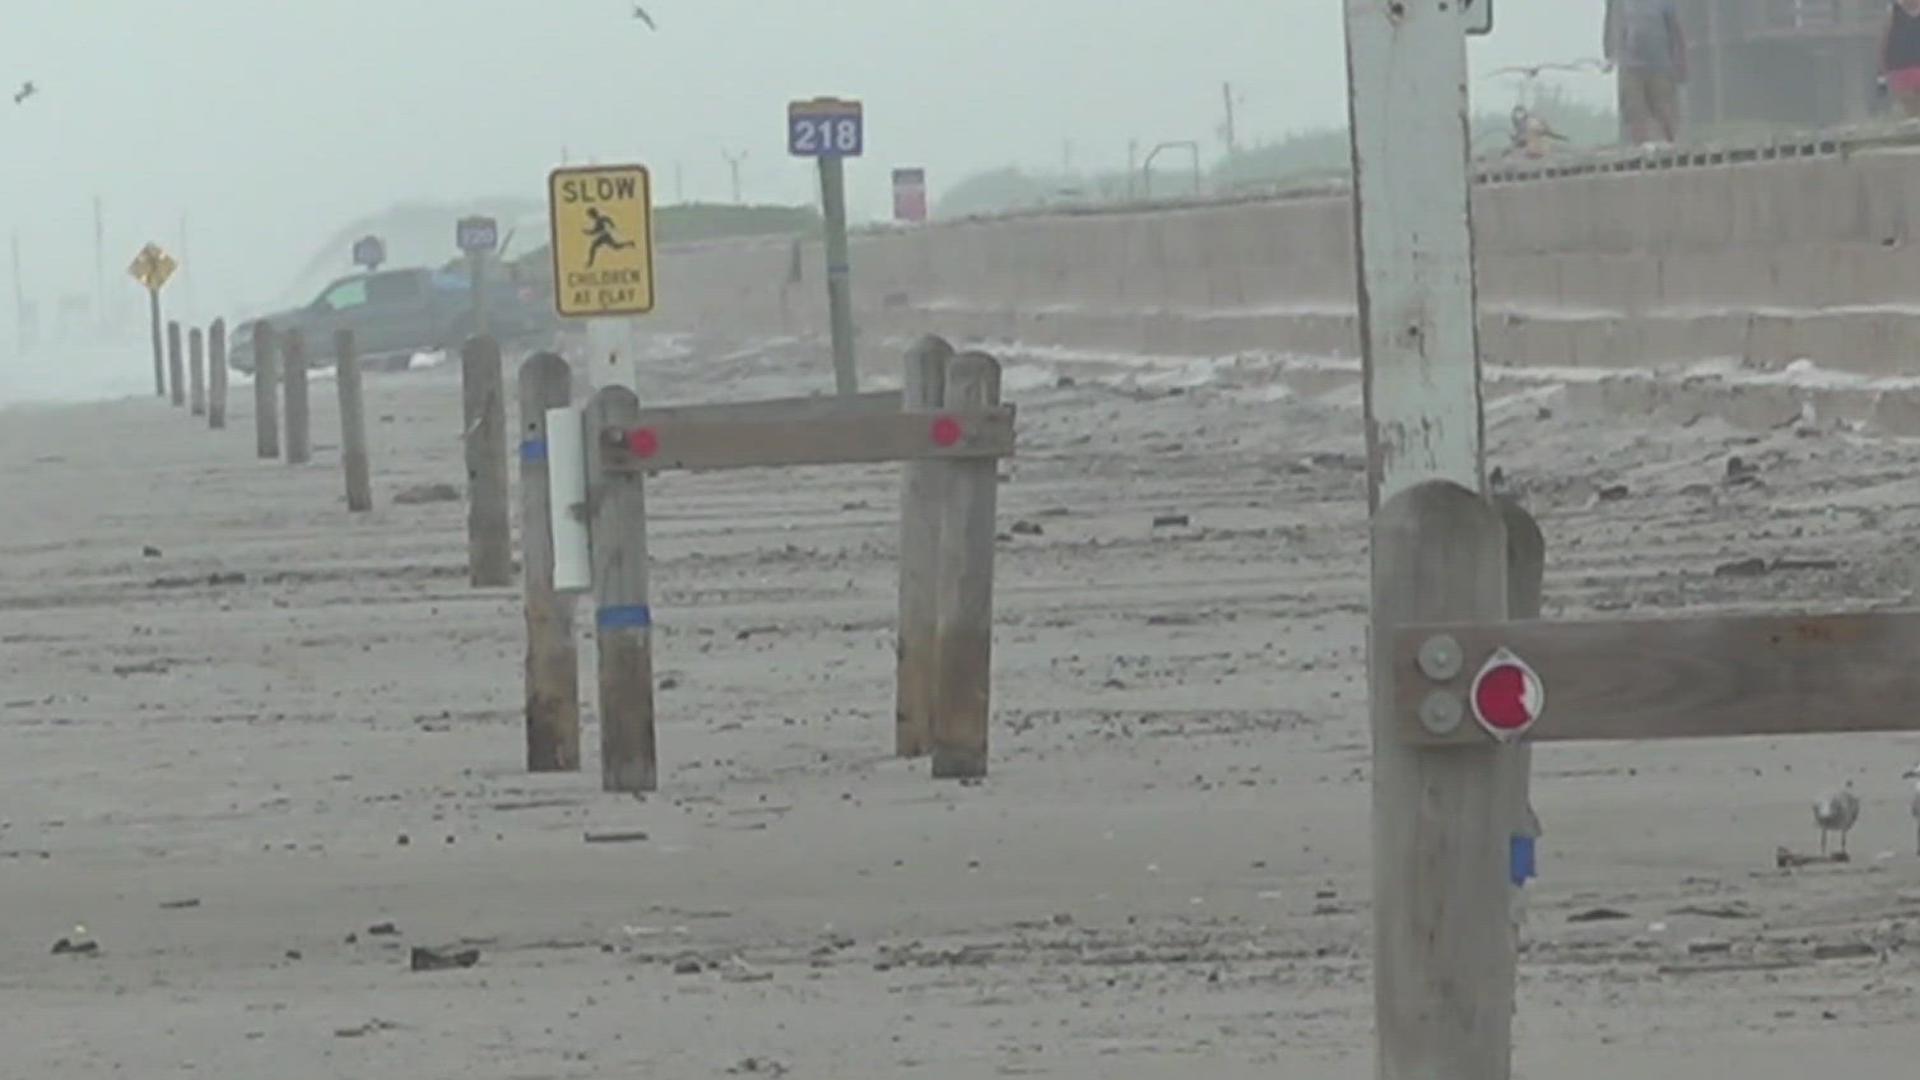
[1,0,1606,331]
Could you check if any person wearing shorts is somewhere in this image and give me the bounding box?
[1883,0,1920,118]
[1604,0,1688,145]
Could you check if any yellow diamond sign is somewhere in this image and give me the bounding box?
[127,242,177,291]
[548,164,655,318]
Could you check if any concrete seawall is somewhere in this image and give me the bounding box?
[646,148,1920,380]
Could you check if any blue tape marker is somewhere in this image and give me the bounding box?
[1509,835,1536,887]
[597,604,653,631]
[826,263,851,276]
[519,438,548,464]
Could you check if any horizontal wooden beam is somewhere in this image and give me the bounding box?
[633,389,901,427]
[1391,609,1920,745]
[602,405,1015,472]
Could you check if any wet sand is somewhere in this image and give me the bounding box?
[5,335,1920,1078]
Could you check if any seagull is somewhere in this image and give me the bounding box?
[1487,59,1609,81]
[12,80,35,105]
[1814,781,1861,857]
[1904,765,1920,856]
[631,4,656,29]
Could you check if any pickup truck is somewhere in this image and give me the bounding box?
[227,265,557,374]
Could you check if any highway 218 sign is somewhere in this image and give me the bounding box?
[788,98,863,158]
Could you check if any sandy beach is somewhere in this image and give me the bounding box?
[5,333,1920,1079]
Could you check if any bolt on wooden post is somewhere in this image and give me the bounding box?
[585,386,657,793]
[166,320,185,408]
[187,327,207,417]
[282,329,311,465]
[207,319,228,430]
[335,330,372,512]
[1343,0,1519,1075]
[930,351,1002,780]
[895,335,952,758]
[519,352,580,772]
[253,321,280,459]
[462,336,513,588]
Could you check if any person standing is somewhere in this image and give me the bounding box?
[1604,0,1688,145]
[1882,0,1920,118]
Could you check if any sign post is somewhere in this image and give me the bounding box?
[127,242,177,398]
[456,216,499,338]
[789,97,864,397]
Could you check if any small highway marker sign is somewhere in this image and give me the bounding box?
[788,98,863,158]
[1469,647,1544,741]
[352,234,386,270]
[457,216,499,256]
[548,164,655,318]
[127,242,176,291]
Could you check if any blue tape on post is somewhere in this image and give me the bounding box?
[596,604,652,631]
[1509,834,1537,887]
[519,438,547,464]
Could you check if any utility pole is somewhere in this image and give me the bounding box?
[722,149,748,204]
[1221,81,1240,156]
[93,197,105,334]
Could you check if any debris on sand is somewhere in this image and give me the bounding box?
[1670,901,1756,920]
[409,946,480,972]
[158,898,201,910]
[393,482,460,505]
[583,830,649,845]
[673,955,705,975]
[1596,483,1630,502]
[367,921,400,937]
[1010,520,1044,536]
[50,935,98,956]
[1776,846,1849,869]
[1151,513,1190,529]
[1713,556,1769,578]
[1567,907,1633,923]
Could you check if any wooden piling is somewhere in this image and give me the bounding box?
[207,319,228,430]
[1497,495,1545,950]
[283,329,310,465]
[1370,481,1514,1079]
[584,386,657,793]
[519,352,580,772]
[461,336,512,588]
[187,327,206,417]
[930,351,1001,779]
[335,330,371,512]
[895,334,952,758]
[253,321,280,459]
[166,321,185,407]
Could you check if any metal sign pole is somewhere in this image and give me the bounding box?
[819,154,857,397]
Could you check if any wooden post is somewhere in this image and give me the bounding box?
[166,320,185,408]
[148,288,165,397]
[519,352,580,772]
[584,386,657,793]
[1497,496,1545,943]
[1370,482,1513,1079]
[282,329,310,465]
[1345,1,1513,1075]
[335,329,372,512]
[188,327,207,417]
[253,321,280,459]
[895,334,952,757]
[462,336,512,588]
[930,351,1001,779]
[207,318,228,430]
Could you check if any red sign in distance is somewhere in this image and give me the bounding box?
[1469,647,1544,741]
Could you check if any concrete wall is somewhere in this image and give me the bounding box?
[645,151,1920,379]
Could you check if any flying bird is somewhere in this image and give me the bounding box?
[1813,781,1861,857]
[631,4,656,29]
[1487,59,1608,81]
[12,80,36,105]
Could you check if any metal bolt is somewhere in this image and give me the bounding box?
[1418,690,1464,736]
[1416,634,1463,682]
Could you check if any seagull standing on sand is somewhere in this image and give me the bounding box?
[1904,765,1920,856]
[1814,781,1861,856]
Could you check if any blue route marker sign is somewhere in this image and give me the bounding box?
[788,98,863,158]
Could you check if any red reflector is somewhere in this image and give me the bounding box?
[627,428,660,457]
[931,416,962,447]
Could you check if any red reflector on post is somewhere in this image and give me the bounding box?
[930,416,962,447]
[1470,647,1544,740]
[627,428,660,457]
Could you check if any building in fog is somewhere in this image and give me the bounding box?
[1682,0,1887,130]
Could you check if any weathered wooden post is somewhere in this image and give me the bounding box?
[462,336,512,588]
[930,351,1001,779]
[166,320,185,408]
[1344,1,1520,1075]
[335,330,372,512]
[519,352,580,772]
[895,335,952,757]
[207,319,228,430]
[584,386,657,793]
[253,321,280,459]
[1498,496,1545,937]
[283,329,311,465]
[187,327,206,417]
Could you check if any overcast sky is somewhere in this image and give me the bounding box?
[0,0,1607,331]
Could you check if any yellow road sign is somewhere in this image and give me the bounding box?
[127,242,177,291]
[548,164,654,318]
